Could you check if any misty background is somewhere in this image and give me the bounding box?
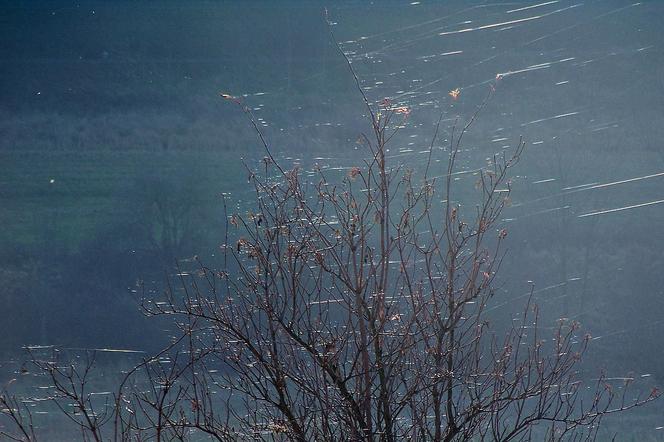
[2,0,664,434]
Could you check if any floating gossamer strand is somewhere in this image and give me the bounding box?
[578,199,664,218]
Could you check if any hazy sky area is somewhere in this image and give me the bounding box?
[2,0,664,437]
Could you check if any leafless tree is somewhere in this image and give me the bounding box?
[138,41,658,440]
[2,19,659,442]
